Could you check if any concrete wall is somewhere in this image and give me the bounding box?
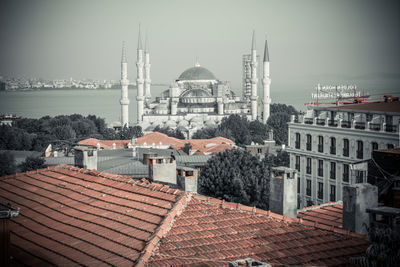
[343,183,378,234]
[74,147,97,170]
[269,177,283,215]
[149,157,177,184]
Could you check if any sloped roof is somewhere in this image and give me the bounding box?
[78,138,131,149]
[0,165,183,266]
[297,201,343,228]
[1,167,368,266]
[147,195,367,266]
[135,132,184,147]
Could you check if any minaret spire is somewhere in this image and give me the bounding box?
[262,34,271,124]
[120,41,130,127]
[144,30,152,102]
[194,56,200,67]
[136,24,144,124]
[250,30,258,121]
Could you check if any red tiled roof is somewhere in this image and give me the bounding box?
[1,167,367,266]
[375,148,400,155]
[135,132,184,147]
[147,196,367,266]
[0,165,183,266]
[297,202,343,229]
[78,138,130,149]
[325,101,400,113]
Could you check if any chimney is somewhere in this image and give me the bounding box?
[1,203,19,267]
[148,155,177,185]
[343,183,378,234]
[74,146,98,170]
[269,167,298,218]
[177,167,198,193]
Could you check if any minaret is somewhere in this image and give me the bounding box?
[250,30,258,121]
[262,35,271,124]
[136,25,144,123]
[120,41,130,127]
[144,32,151,102]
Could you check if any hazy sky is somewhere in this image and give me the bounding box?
[1,0,399,92]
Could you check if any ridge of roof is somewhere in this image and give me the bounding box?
[136,192,193,267]
[191,195,367,241]
[298,200,343,213]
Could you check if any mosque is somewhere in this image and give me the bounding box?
[119,28,271,137]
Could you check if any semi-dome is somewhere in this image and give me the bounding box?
[178,66,217,81]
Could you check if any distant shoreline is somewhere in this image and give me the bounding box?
[2,84,169,92]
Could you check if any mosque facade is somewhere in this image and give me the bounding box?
[120,29,271,137]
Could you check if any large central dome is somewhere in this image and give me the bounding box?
[178,66,217,81]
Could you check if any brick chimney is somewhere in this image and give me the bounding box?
[269,167,298,218]
[74,146,98,170]
[343,183,378,234]
[1,203,19,267]
[177,167,199,193]
[148,155,177,185]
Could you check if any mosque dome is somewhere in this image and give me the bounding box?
[178,66,217,81]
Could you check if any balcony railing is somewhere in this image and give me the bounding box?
[316,119,325,126]
[385,124,396,132]
[306,166,311,174]
[357,150,363,159]
[330,194,335,202]
[355,122,366,129]
[318,144,324,153]
[330,171,336,180]
[295,141,300,149]
[369,123,381,131]
[306,143,312,151]
[330,146,336,155]
[304,118,313,124]
[341,121,351,128]
[343,148,349,157]
[318,191,323,199]
[328,120,338,127]
[306,188,311,196]
[343,172,349,183]
[318,168,323,177]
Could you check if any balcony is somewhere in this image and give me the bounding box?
[316,119,325,126]
[330,171,336,180]
[354,122,366,129]
[330,146,336,155]
[369,123,381,131]
[318,168,323,177]
[357,150,363,159]
[306,143,312,151]
[328,120,338,127]
[318,144,324,153]
[306,188,311,196]
[306,166,311,174]
[385,124,396,132]
[343,148,349,157]
[295,141,300,149]
[304,118,313,124]
[341,121,351,128]
[318,191,323,199]
[330,194,335,202]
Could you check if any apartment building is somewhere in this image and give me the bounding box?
[287,100,400,208]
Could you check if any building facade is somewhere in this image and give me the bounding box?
[287,100,400,208]
[125,29,271,136]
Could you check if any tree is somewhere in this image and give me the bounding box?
[0,152,16,176]
[19,156,47,172]
[263,150,290,167]
[118,125,143,139]
[181,143,192,155]
[267,103,299,145]
[199,149,270,210]
[154,126,185,139]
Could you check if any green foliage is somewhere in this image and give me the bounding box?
[19,156,47,172]
[350,225,400,266]
[181,143,192,155]
[263,150,290,167]
[267,103,299,145]
[0,152,16,176]
[154,126,185,139]
[118,125,143,139]
[199,149,270,210]
[192,127,218,139]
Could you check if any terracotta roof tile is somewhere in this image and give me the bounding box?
[78,138,130,149]
[298,201,343,228]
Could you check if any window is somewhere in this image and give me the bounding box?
[371,142,378,157]
[297,177,300,194]
[295,133,301,149]
[318,160,323,177]
[330,162,336,179]
[357,140,363,159]
[306,134,312,151]
[306,179,312,196]
[318,182,323,199]
[343,139,349,157]
[257,148,262,154]
[356,171,364,183]
[343,164,349,182]
[306,157,312,174]
[330,185,336,202]
[330,137,336,155]
[295,156,300,171]
[318,136,324,153]
[387,144,394,149]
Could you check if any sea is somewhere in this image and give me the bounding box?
[0,83,394,126]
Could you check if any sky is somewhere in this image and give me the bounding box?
[1,0,399,94]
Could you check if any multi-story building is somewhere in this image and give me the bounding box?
[287,99,400,208]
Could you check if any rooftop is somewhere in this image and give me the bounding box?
[78,138,131,149]
[1,166,368,266]
[297,201,343,229]
[315,101,400,114]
